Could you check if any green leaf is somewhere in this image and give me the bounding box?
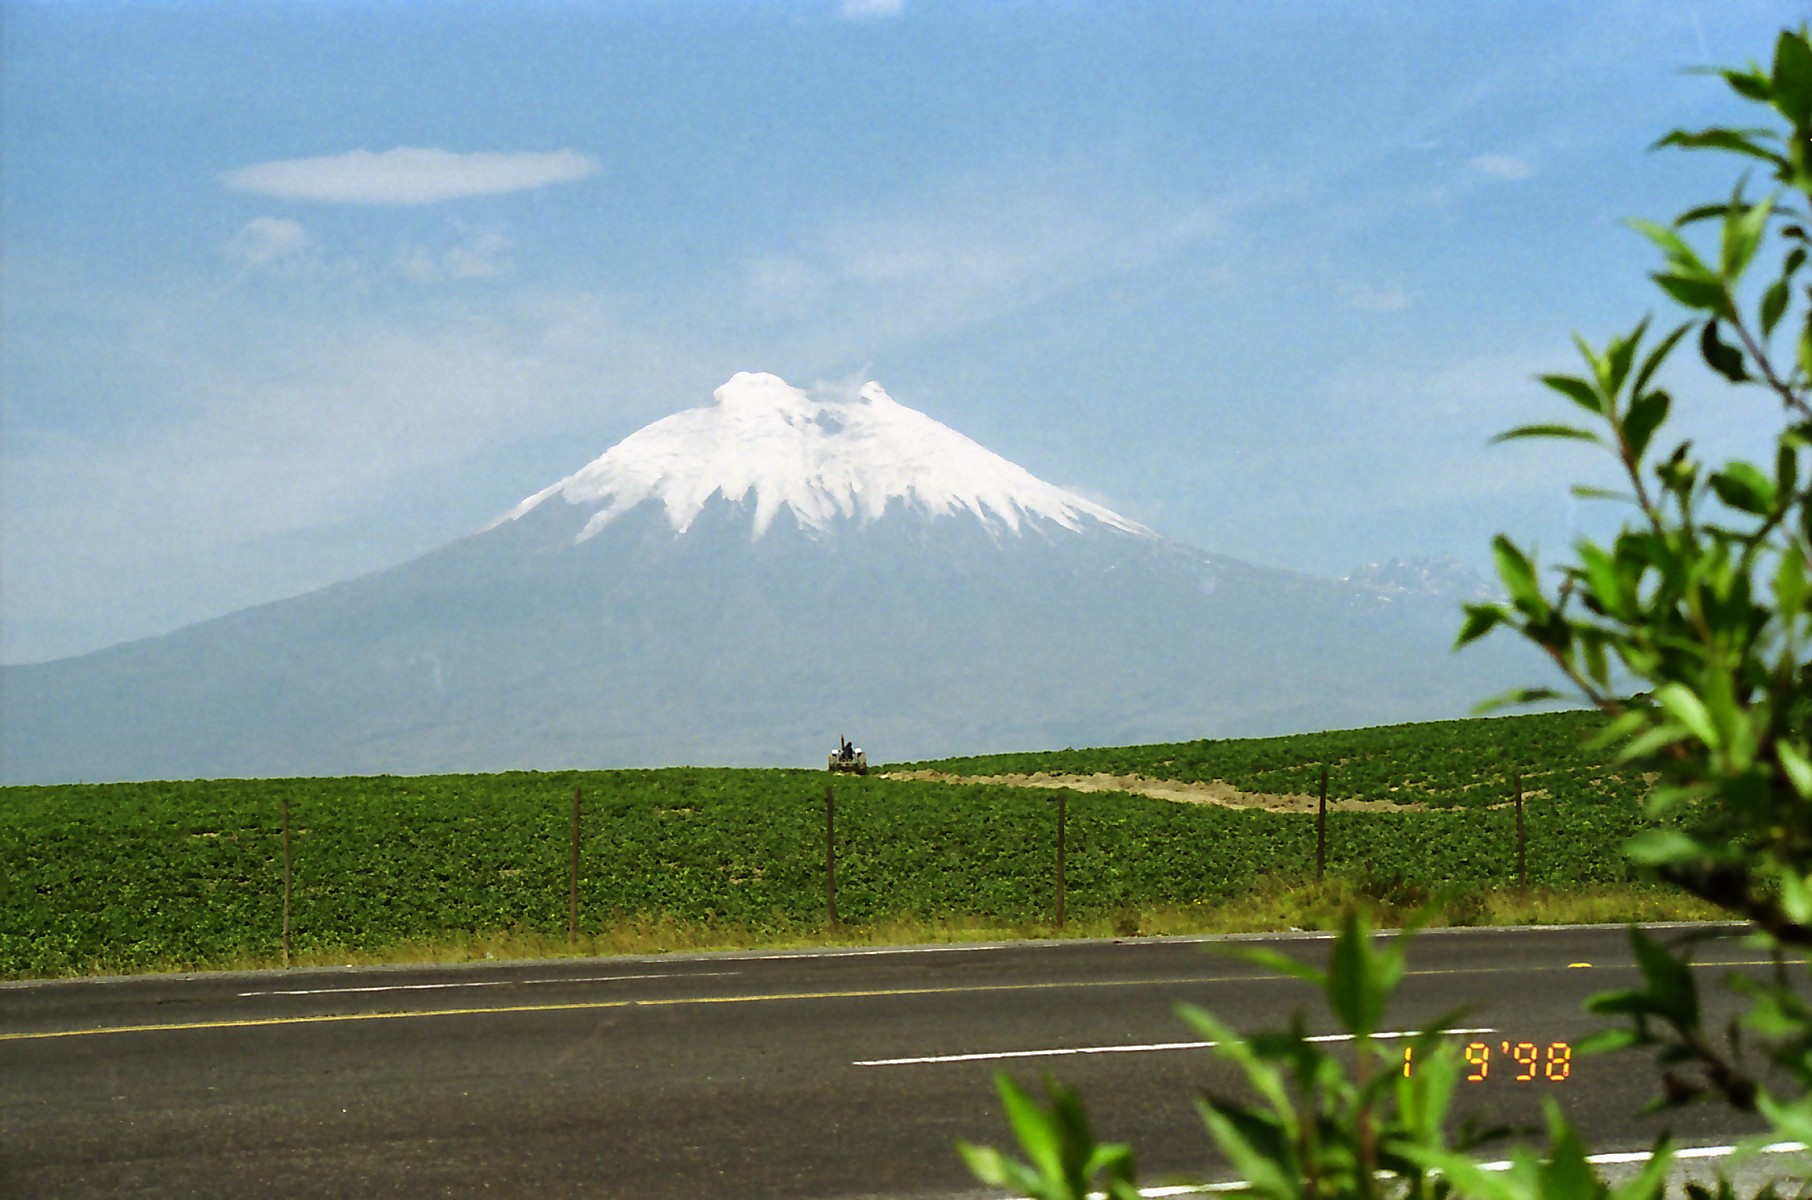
[1176,1005,1294,1117]
[1777,739,1812,799]
[1624,389,1672,462]
[1327,913,1388,1036]
[1540,371,1605,415]
[1578,542,1631,618]
[1654,681,1722,748]
[1699,319,1750,382]
[1720,67,1774,103]
[1492,535,1542,611]
[1762,277,1791,336]
[1470,685,1563,713]
[1675,201,1742,226]
[1776,547,1809,616]
[1608,1136,1674,1200]
[1588,707,1653,751]
[1630,926,1702,1029]
[1780,867,1812,924]
[1396,1146,1521,1200]
[1491,423,1602,445]
[1653,271,1730,314]
[1621,720,1690,762]
[1456,603,1506,647]
[996,1075,1064,1180]
[1625,828,1704,866]
[1720,191,1775,280]
[1655,127,1782,166]
[1755,1090,1812,1148]
[1772,29,1812,127]
[1775,437,1799,496]
[1710,460,1776,514]
[1220,944,1326,988]
[1194,1100,1299,1199]
[1631,321,1691,397]
[1606,319,1645,394]
[1536,1103,1607,1200]
[1582,635,1610,685]
[1631,217,1713,272]
[1576,1026,1641,1054]
[956,1143,1032,1191]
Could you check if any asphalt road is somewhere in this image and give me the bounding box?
[1,924,1802,1198]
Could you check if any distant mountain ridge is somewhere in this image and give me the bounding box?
[1345,556,1498,604]
[0,374,1536,784]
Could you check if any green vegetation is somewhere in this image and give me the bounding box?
[899,709,1644,809]
[0,709,1695,980]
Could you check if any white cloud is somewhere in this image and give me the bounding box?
[1469,154,1534,181]
[446,230,513,279]
[401,228,514,282]
[838,0,902,17]
[221,148,600,205]
[228,216,307,266]
[1348,284,1409,313]
[723,180,1224,352]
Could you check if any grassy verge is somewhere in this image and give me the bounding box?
[14,883,1721,981]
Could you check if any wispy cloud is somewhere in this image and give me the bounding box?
[222,148,599,205]
[228,216,308,267]
[838,0,903,18]
[401,228,514,282]
[725,179,1224,352]
[1347,283,1409,313]
[1469,154,1534,181]
[0,285,693,662]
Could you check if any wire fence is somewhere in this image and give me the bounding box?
[0,764,1654,978]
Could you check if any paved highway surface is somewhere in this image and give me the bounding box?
[2,924,1804,1198]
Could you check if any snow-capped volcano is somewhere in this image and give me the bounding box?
[1,371,1541,785]
[497,371,1148,541]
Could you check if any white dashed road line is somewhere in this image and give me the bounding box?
[855,1027,1497,1066]
[1084,1141,1811,1198]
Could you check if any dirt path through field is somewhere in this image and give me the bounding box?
[883,770,1426,812]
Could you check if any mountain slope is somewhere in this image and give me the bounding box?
[0,374,1536,784]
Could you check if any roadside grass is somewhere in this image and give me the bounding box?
[14,882,1720,981]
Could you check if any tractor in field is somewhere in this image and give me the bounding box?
[828,735,867,775]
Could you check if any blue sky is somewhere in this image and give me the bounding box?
[1,0,1802,664]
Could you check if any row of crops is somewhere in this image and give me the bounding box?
[898,710,1644,809]
[0,712,1662,978]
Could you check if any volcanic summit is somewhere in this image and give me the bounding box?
[0,373,1531,783]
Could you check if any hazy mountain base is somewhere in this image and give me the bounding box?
[0,498,1541,784]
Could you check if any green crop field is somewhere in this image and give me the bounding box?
[897,710,1643,809]
[0,710,1697,980]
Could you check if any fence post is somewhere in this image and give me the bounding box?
[1056,792,1067,929]
[569,786,582,943]
[1514,771,1527,893]
[281,796,292,969]
[825,784,838,928]
[1316,763,1328,883]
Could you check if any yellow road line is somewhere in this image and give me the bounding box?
[2,975,1268,1042]
[0,957,1778,1044]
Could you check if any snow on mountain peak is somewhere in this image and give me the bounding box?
[497,372,1150,541]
